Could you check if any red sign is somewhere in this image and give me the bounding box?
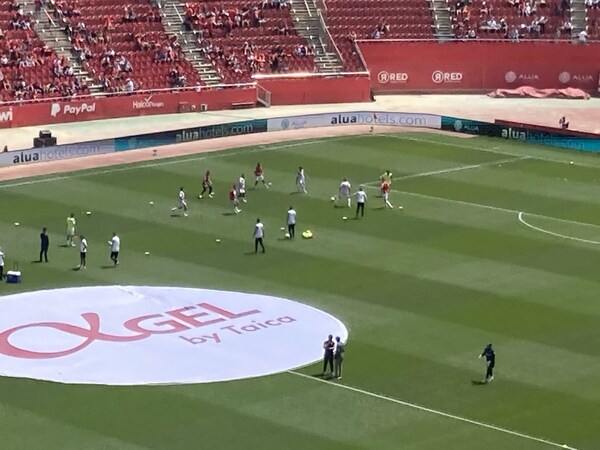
[359,41,600,93]
[0,87,257,129]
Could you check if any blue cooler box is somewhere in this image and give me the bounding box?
[6,271,21,283]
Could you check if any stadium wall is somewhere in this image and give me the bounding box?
[359,41,600,93]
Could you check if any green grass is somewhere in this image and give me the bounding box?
[1,132,600,449]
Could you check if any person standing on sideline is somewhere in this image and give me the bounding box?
[66,213,76,246]
[355,186,367,218]
[322,334,335,377]
[479,343,496,383]
[39,227,49,262]
[296,166,307,193]
[237,174,247,203]
[254,162,269,188]
[0,246,5,279]
[338,178,352,208]
[171,187,188,217]
[253,218,265,253]
[334,336,345,379]
[286,206,296,239]
[230,184,241,214]
[199,170,214,199]
[381,179,393,209]
[108,232,120,267]
[78,235,88,269]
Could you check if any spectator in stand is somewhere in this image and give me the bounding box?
[578,29,588,42]
[562,19,572,33]
[468,27,477,38]
[125,77,135,93]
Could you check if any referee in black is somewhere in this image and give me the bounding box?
[39,227,49,263]
[322,334,335,378]
[479,343,495,383]
[334,336,345,380]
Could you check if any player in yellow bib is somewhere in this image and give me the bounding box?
[380,170,393,195]
[66,213,76,247]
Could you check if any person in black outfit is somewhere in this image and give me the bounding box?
[479,343,495,383]
[39,227,49,262]
[322,334,335,377]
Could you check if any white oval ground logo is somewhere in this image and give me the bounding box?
[0,286,348,385]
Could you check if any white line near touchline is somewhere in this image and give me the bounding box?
[518,212,600,245]
[364,156,529,185]
[387,134,600,169]
[288,371,578,450]
[0,135,357,189]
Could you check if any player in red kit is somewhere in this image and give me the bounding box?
[254,162,269,188]
[381,179,393,209]
[230,184,241,214]
[199,170,214,199]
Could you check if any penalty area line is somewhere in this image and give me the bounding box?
[288,370,577,450]
[518,212,600,245]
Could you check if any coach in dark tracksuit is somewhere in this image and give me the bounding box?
[322,335,335,377]
[39,227,49,263]
[480,343,495,383]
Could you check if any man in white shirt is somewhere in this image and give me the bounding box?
[108,232,120,267]
[338,178,352,208]
[171,187,188,217]
[78,235,88,269]
[296,166,307,193]
[286,206,297,239]
[254,218,265,253]
[237,174,247,203]
[355,186,367,218]
[0,246,5,280]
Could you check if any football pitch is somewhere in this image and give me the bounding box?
[1,131,600,449]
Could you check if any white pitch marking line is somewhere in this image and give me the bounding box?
[362,184,600,231]
[518,212,600,245]
[289,371,577,450]
[364,156,528,185]
[387,134,600,170]
[0,135,358,189]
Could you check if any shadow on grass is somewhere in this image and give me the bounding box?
[471,380,487,386]
[100,265,115,269]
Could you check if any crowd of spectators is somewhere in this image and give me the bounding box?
[50,0,195,92]
[451,0,574,40]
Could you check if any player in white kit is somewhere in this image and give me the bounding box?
[237,174,247,203]
[338,178,352,208]
[108,232,120,267]
[296,166,307,193]
[171,187,188,217]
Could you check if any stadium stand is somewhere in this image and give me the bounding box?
[586,1,600,39]
[183,0,316,83]
[50,0,202,92]
[0,0,89,102]
[450,0,573,40]
[321,0,435,72]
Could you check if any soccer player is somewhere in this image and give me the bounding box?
[355,186,367,218]
[108,232,120,267]
[39,227,49,263]
[253,218,265,253]
[479,343,496,383]
[381,179,393,209]
[199,170,214,199]
[322,334,335,377]
[78,235,88,269]
[296,166,307,193]
[171,187,188,217]
[338,178,352,208]
[286,206,296,239]
[334,336,345,379]
[380,170,393,195]
[237,174,247,203]
[66,213,76,247]
[254,163,268,188]
[230,184,241,214]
